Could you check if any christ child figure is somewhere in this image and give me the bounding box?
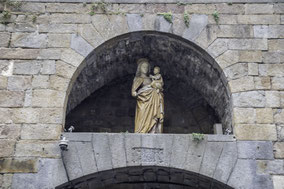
[150,66,164,93]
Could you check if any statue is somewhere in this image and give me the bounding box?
[131,58,164,133]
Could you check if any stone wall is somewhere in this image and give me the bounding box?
[0,0,283,188]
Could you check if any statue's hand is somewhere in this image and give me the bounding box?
[132,91,138,97]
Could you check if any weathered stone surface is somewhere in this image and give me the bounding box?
[32,75,49,89]
[50,14,91,24]
[77,24,104,48]
[259,64,284,76]
[61,49,84,67]
[233,108,255,124]
[266,91,280,108]
[263,52,284,64]
[172,14,185,37]
[13,60,41,75]
[142,14,156,30]
[274,142,284,158]
[0,158,38,173]
[12,108,39,124]
[0,91,24,107]
[49,75,70,91]
[229,76,254,93]
[245,4,273,14]
[24,89,32,107]
[185,4,216,14]
[0,32,10,47]
[239,51,262,62]
[224,63,248,80]
[248,63,258,76]
[272,77,284,90]
[274,109,284,124]
[273,175,284,189]
[12,158,67,189]
[254,25,284,38]
[0,108,12,124]
[7,76,32,91]
[216,25,253,38]
[15,141,60,158]
[274,3,284,13]
[0,48,40,60]
[215,50,238,69]
[41,60,56,74]
[238,15,280,24]
[281,15,284,24]
[235,124,277,141]
[127,14,142,32]
[0,174,12,189]
[277,125,284,141]
[38,49,61,60]
[39,108,64,124]
[200,142,223,177]
[228,39,267,50]
[32,89,65,108]
[170,134,190,169]
[56,61,76,79]
[92,133,113,171]
[155,134,173,167]
[71,34,93,57]
[155,15,172,33]
[108,133,127,169]
[268,39,284,51]
[0,76,7,89]
[46,3,88,13]
[208,39,228,58]
[214,142,237,183]
[0,124,21,139]
[17,2,45,13]
[233,91,265,108]
[256,108,273,124]
[0,139,16,157]
[11,33,47,48]
[254,77,271,90]
[125,133,141,166]
[39,24,77,33]
[257,160,284,175]
[21,124,61,140]
[254,25,269,38]
[48,34,71,48]
[64,133,92,142]
[238,141,274,159]
[182,14,208,41]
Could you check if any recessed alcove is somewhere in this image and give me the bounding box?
[65,31,232,134]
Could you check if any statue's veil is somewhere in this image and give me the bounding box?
[135,58,150,77]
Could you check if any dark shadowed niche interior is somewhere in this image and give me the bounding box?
[65,31,232,134]
[56,166,234,189]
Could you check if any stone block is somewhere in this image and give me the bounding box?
[61,49,84,67]
[0,139,16,157]
[12,108,39,124]
[281,15,284,24]
[215,50,238,69]
[108,133,127,169]
[0,158,38,173]
[254,25,269,38]
[248,63,258,76]
[268,39,284,51]
[214,142,237,183]
[185,4,216,14]
[0,48,40,60]
[77,24,104,48]
[142,14,156,31]
[38,49,61,60]
[48,34,71,48]
[254,77,270,90]
[32,89,65,108]
[13,60,41,75]
[39,108,64,124]
[7,76,32,91]
[263,52,284,64]
[56,61,76,79]
[228,39,267,50]
[238,141,274,159]
[216,3,245,14]
[32,75,49,89]
[0,174,12,189]
[0,32,10,47]
[255,25,284,38]
[41,60,56,75]
[125,133,141,166]
[12,158,68,189]
[238,15,280,24]
[6,23,36,33]
[0,124,21,139]
[216,25,253,38]
[233,108,255,124]
[239,51,262,62]
[207,39,228,58]
[232,91,265,108]
[224,63,248,80]
[274,3,284,14]
[0,108,12,124]
[11,33,47,48]
[259,64,284,76]
[207,135,236,142]
[200,142,223,177]
[46,3,88,13]
[0,76,7,89]
[24,89,32,107]
[274,142,284,158]
[272,77,284,90]
[273,175,284,189]
[21,124,61,140]
[155,15,172,33]
[0,91,24,107]
[63,133,92,142]
[18,3,45,13]
[39,24,77,33]
[170,134,190,169]
[257,160,284,175]
[127,14,142,32]
[274,109,284,124]
[235,124,277,141]
[15,141,60,158]
[182,14,208,41]
[245,4,273,14]
[71,34,93,57]
[266,91,280,108]
[155,134,174,167]
[50,14,91,24]
[228,76,254,93]
[92,133,113,171]
[172,14,185,37]
[256,108,273,124]
[49,75,70,91]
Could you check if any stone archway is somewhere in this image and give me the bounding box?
[64,31,232,133]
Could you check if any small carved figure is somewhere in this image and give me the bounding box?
[150,66,164,94]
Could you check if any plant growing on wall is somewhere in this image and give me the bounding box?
[184,12,190,27]
[212,11,219,24]
[192,133,204,142]
[157,12,173,23]
[89,1,109,15]
[0,0,22,24]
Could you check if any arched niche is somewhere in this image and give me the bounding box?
[65,31,232,133]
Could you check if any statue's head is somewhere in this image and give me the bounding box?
[136,58,150,77]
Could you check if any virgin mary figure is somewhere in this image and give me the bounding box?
[131,58,164,133]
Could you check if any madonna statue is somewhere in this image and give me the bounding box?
[131,58,164,133]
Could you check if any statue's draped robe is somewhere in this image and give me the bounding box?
[132,77,164,133]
